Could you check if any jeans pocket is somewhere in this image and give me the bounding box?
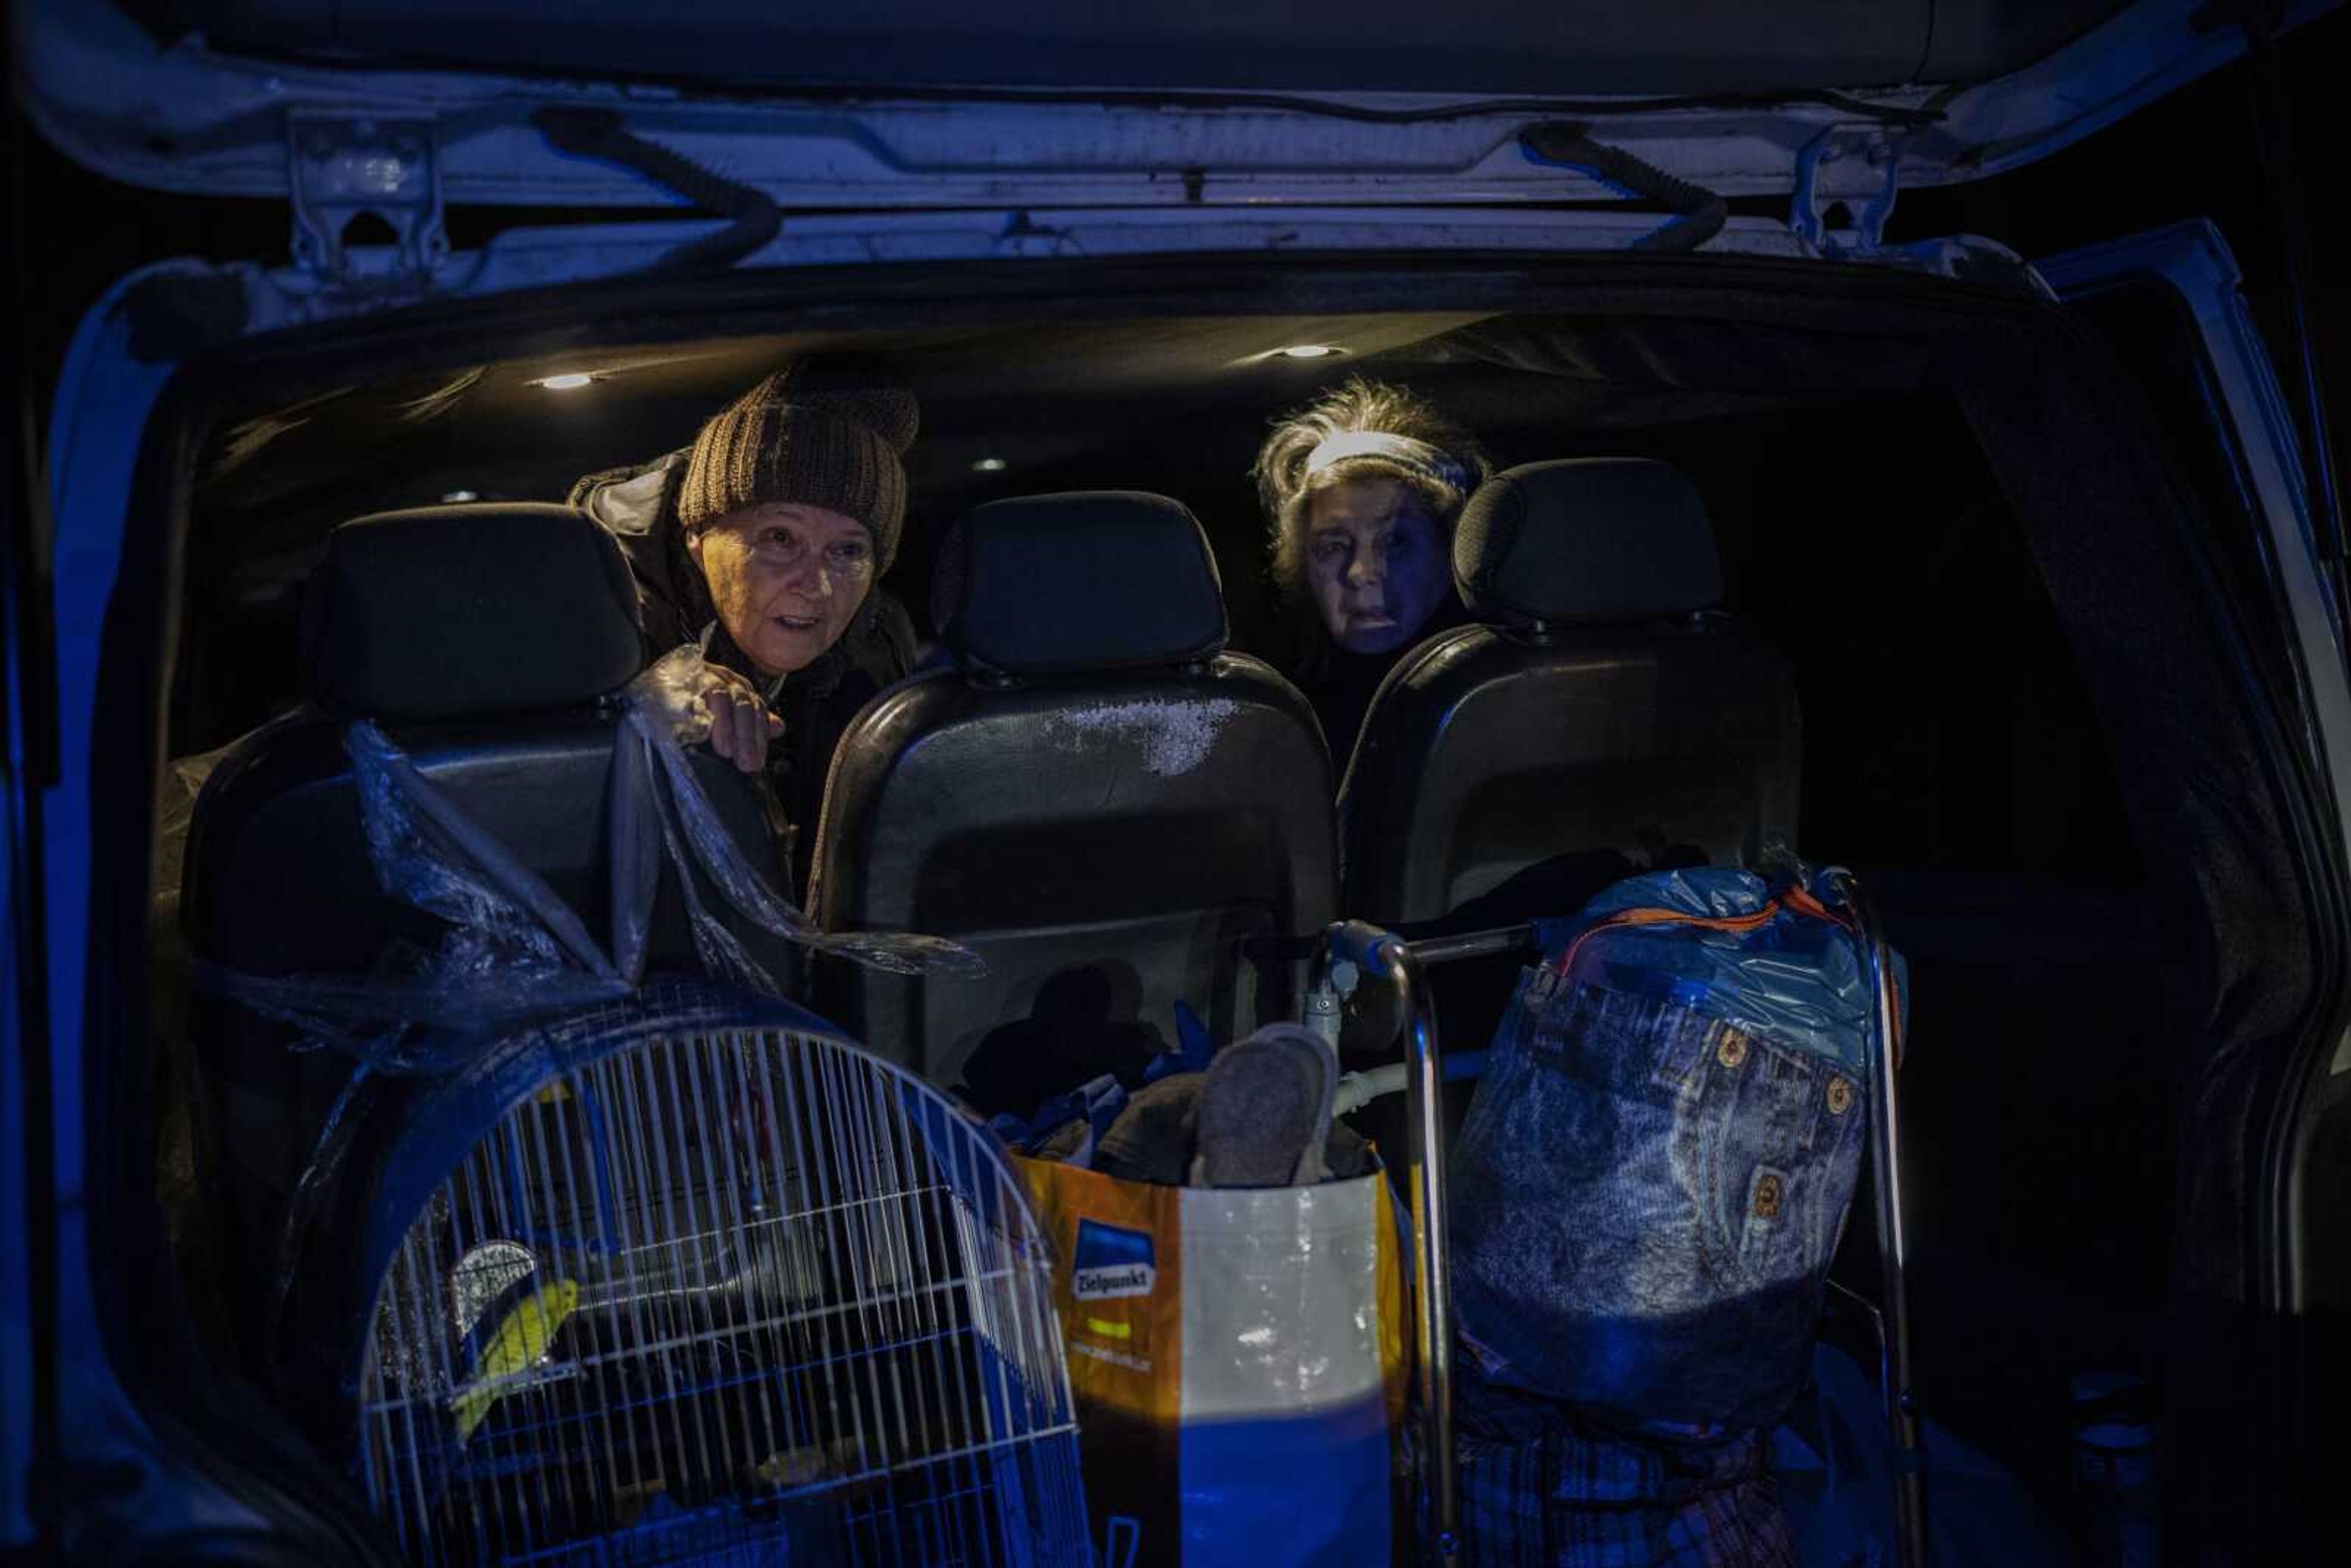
[1662,1018,1753,1285]
[1682,1030,1861,1293]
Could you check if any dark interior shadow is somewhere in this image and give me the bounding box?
[953,960,1168,1117]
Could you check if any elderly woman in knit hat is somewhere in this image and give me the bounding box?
[1253,377,1491,760]
[570,358,921,844]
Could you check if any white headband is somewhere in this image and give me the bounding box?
[1303,430,1475,495]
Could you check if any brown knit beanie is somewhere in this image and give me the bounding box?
[677,358,920,571]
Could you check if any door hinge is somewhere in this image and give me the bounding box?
[1790,124,1902,254]
[287,110,448,289]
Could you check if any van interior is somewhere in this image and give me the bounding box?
[129,255,2333,1560]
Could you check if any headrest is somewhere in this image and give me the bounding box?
[933,491,1228,676]
[1452,459,1723,628]
[301,504,645,719]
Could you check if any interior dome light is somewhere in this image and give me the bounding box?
[440,489,479,503]
[536,372,595,391]
[971,457,1009,473]
[1279,343,1339,359]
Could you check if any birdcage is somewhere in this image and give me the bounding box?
[350,1018,1089,1567]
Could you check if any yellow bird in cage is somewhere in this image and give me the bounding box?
[449,1277,580,1443]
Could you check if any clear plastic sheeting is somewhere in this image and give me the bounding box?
[195,649,986,1316]
[193,715,635,1077]
[616,647,986,983]
[358,719,621,981]
[201,646,981,1063]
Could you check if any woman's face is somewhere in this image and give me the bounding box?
[687,501,876,679]
[1302,475,1450,656]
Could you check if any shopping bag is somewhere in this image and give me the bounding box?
[1015,1155,1409,1567]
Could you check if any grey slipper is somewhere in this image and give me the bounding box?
[1188,1024,1339,1188]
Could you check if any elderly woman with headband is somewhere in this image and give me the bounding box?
[1253,377,1492,761]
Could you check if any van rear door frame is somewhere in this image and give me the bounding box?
[2039,216,2351,1549]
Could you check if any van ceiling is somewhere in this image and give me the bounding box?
[189,312,1794,538]
[197,312,1505,511]
[130,1,2131,97]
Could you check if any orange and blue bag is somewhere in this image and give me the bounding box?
[1007,1082,1409,1568]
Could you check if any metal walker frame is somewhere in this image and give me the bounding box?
[1322,866,1927,1567]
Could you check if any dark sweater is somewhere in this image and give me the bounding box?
[1293,599,1466,775]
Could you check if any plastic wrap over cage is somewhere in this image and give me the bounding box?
[199,719,634,1067]
[192,651,987,1343]
[347,1003,1089,1566]
[615,647,986,985]
[200,647,981,1066]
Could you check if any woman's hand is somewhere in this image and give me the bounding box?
[700,664,783,772]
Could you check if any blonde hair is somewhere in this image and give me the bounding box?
[1252,377,1490,607]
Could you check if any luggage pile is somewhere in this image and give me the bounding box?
[993,857,1919,1568]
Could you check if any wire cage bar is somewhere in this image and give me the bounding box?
[354,1025,1089,1568]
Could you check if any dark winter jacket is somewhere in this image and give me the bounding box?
[569,451,919,869]
[1294,596,1467,776]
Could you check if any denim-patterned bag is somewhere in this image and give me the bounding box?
[1449,865,1900,1435]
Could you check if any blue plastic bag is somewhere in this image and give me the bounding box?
[1453,865,1901,1433]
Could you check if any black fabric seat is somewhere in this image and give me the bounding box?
[807,491,1338,1104]
[179,503,799,1357]
[1343,458,1801,931]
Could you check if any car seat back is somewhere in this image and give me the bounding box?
[1342,459,1801,928]
[808,492,1338,1105]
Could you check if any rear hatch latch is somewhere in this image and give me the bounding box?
[1789,124,1902,254]
[287,110,449,290]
